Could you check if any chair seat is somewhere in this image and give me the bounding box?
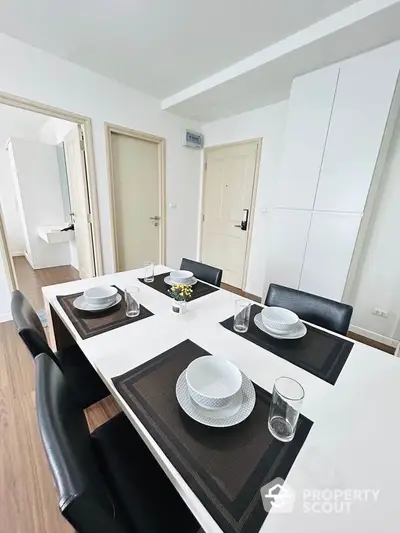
[91,412,199,533]
[58,345,110,409]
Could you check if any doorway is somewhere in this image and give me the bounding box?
[106,124,166,271]
[200,140,261,289]
[0,92,102,309]
[63,125,96,278]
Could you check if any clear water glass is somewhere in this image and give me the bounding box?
[268,377,304,442]
[233,299,251,333]
[143,261,155,283]
[125,286,140,317]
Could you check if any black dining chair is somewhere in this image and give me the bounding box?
[180,258,222,287]
[35,351,200,533]
[265,284,353,336]
[11,290,109,409]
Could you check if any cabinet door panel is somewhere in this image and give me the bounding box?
[264,209,312,292]
[315,58,398,213]
[275,66,339,209]
[300,212,362,301]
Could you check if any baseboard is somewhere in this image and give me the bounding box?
[11,251,25,257]
[24,251,34,268]
[349,324,399,349]
[0,312,12,323]
[30,262,71,270]
[244,291,262,303]
[221,282,262,303]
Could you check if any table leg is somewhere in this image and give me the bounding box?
[45,301,76,352]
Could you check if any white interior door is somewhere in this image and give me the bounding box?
[201,142,259,288]
[110,132,161,271]
[64,125,95,278]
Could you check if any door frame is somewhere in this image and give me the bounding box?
[199,138,262,290]
[105,123,166,271]
[0,91,103,292]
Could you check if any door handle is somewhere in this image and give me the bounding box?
[150,215,161,227]
[233,209,249,231]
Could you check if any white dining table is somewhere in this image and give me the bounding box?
[43,264,400,533]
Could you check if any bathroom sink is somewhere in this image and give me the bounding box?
[38,225,74,244]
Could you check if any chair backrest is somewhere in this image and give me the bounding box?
[35,352,129,533]
[180,258,222,287]
[265,284,353,336]
[11,290,59,364]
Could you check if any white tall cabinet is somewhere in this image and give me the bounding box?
[265,44,400,302]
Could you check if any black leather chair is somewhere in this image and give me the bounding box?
[11,290,109,409]
[180,258,222,287]
[35,352,199,533]
[265,284,353,336]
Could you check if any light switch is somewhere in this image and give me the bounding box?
[169,203,177,209]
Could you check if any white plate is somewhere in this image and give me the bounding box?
[164,276,197,287]
[254,313,307,339]
[73,294,122,312]
[176,370,256,427]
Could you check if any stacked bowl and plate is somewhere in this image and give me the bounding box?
[176,356,256,427]
[73,286,121,313]
[254,306,307,339]
[165,270,197,286]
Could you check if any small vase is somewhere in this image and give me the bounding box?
[172,300,187,315]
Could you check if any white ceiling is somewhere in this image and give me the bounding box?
[1,0,360,99]
[168,1,400,122]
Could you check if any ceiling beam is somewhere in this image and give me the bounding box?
[161,0,400,111]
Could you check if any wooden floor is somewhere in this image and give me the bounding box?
[0,259,120,533]
[347,330,395,354]
[13,256,81,312]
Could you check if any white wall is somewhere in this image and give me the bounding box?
[0,33,202,272]
[39,116,75,144]
[0,32,202,318]
[0,250,11,321]
[351,117,400,345]
[0,108,47,255]
[0,156,24,254]
[9,138,71,269]
[202,101,288,297]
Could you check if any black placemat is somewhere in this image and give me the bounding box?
[138,272,219,301]
[112,339,312,533]
[220,305,353,385]
[56,286,153,339]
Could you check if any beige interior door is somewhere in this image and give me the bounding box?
[201,141,259,288]
[110,132,161,271]
[64,125,95,278]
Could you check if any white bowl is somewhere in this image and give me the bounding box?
[170,270,194,283]
[84,286,118,306]
[261,306,298,333]
[185,356,242,410]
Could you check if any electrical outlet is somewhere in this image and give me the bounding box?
[373,308,388,318]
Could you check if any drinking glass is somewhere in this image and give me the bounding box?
[268,377,304,442]
[143,261,155,283]
[233,299,251,333]
[125,286,140,317]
